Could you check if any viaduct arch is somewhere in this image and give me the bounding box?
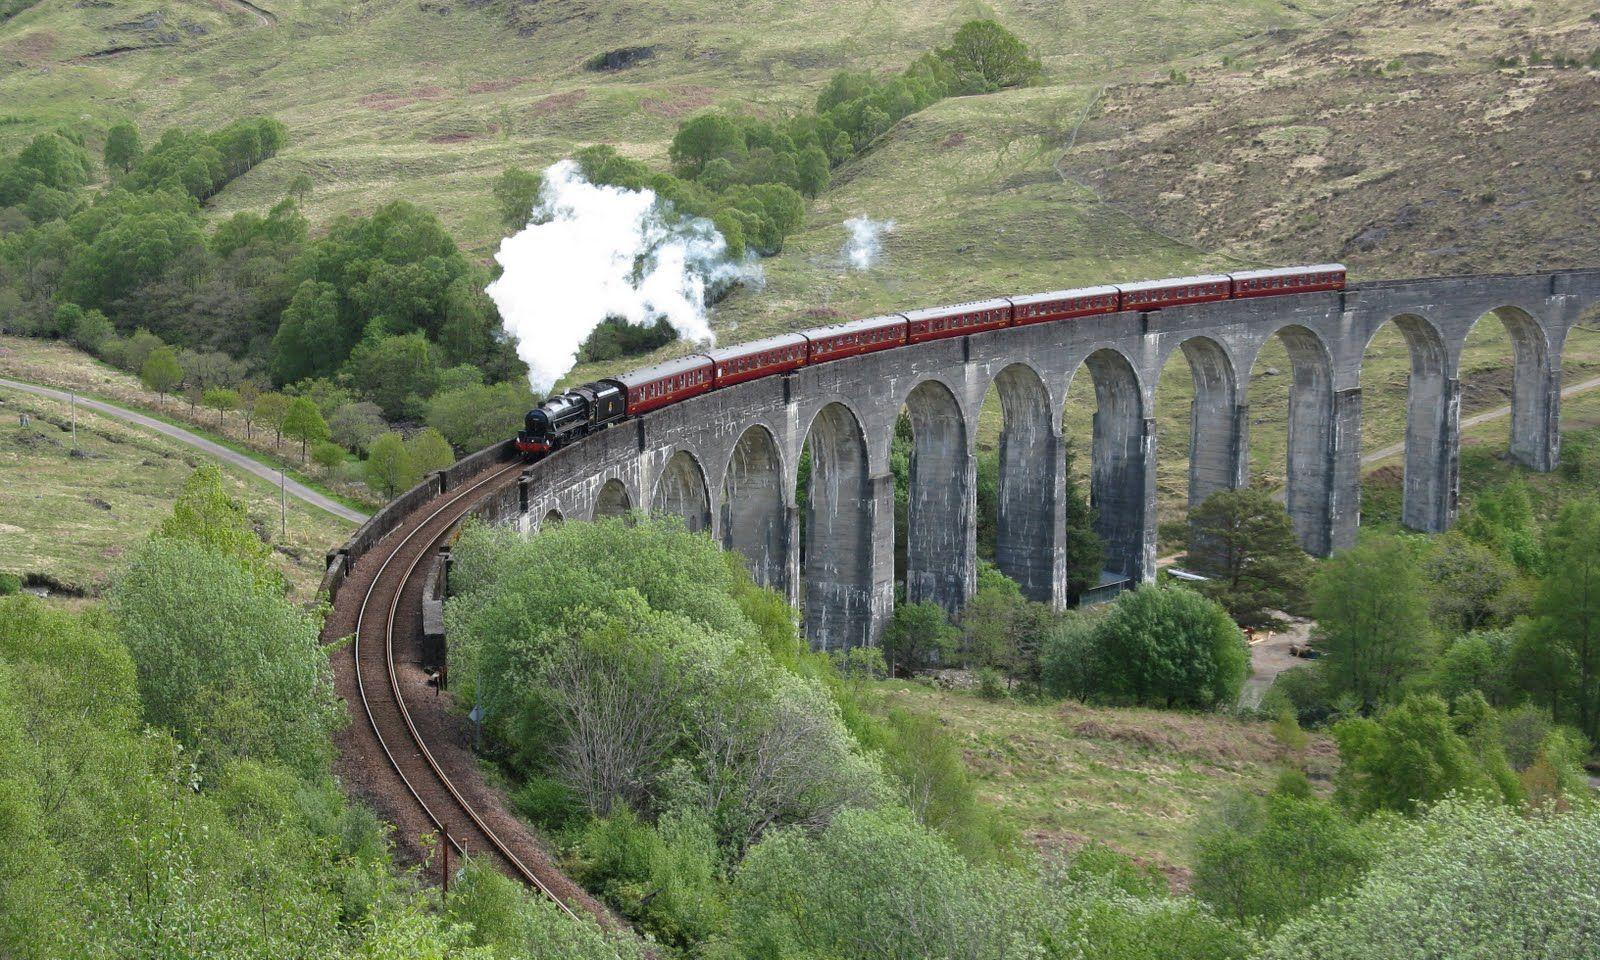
[448,269,1600,651]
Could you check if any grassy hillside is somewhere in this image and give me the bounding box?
[0,382,351,597]
[1060,0,1600,279]
[876,681,1335,880]
[0,0,1357,269]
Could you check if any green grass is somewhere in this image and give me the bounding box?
[874,680,1335,877]
[0,0,1357,261]
[0,387,352,599]
[0,335,379,512]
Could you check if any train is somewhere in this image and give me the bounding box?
[515,264,1346,457]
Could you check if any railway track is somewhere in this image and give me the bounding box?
[339,460,597,919]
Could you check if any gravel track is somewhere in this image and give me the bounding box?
[322,461,613,925]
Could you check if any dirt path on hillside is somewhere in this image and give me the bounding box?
[1242,617,1313,708]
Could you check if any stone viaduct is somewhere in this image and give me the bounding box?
[493,269,1600,652]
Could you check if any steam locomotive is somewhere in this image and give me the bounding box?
[516,264,1346,458]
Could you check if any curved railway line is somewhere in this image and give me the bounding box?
[326,458,608,923]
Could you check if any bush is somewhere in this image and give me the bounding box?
[1041,611,1101,701]
[1263,800,1600,960]
[448,518,882,850]
[882,601,958,676]
[1192,786,1375,933]
[1083,585,1250,709]
[1332,693,1517,816]
[111,538,341,776]
[0,572,19,596]
[310,440,346,475]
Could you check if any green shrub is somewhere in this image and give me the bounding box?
[1263,800,1600,960]
[511,775,582,830]
[0,573,19,596]
[1058,585,1249,709]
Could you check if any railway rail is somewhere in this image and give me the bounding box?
[336,458,598,919]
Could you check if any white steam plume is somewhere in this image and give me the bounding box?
[487,160,761,392]
[841,215,894,271]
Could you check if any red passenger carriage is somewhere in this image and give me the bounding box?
[1116,274,1233,311]
[1229,264,1347,298]
[802,315,908,362]
[607,354,714,416]
[708,333,809,388]
[1008,285,1121,325]
[903,298,1012,343]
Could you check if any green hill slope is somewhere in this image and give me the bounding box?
[0,0,1356,262]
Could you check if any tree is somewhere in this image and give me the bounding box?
[493,166,543,228]
[286,172,313,202]
[405,426,455,475]
[935,20,1042,94]
[281,396,329,461]
[158,464,279,589]
[327,400,387,453]
[1424,532,1517,635]
[103,122,143,175]
[310,440,346,475]
[1331,693,1509,816]
[67,204,206,314]
[1262,799,1600,960]
[112,537,341,776]
[1192,785,1374,933]
[1090,585,1250,709]
[882,601,958,677]
[1311,535,1434,714]
[346,332,440,419]
[270,279,347,384]
[1523,499,1600,739]
[139,345,182,399]
[1431,629,1515,707]
[1188,489,1311,628]
[201,386,239,427]
[669,113,748,179]
[364,431,416,497]
[1041,613,1101,701]
[252,391,290,446]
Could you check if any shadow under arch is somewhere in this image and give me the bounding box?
[990,362,1058,602]
[1067,348,1150,581]
[1169,336,1242,511]
[1251,324,1336,555]
[901,379,972,614]
[539,508,564,530]
[801,401,873,652]
[1462,304,1555,472]
[721,424,788,592]
[651,449,712,534]
[1362,313,1451,531]
[592,478,632,520]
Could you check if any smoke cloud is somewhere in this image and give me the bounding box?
[487,160,761,392]
[841,216,894,271]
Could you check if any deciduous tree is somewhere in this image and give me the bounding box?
[139,344,182,399]
[363,431,416,497]
[281,395,329,461]
[1311,535,1434,714]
